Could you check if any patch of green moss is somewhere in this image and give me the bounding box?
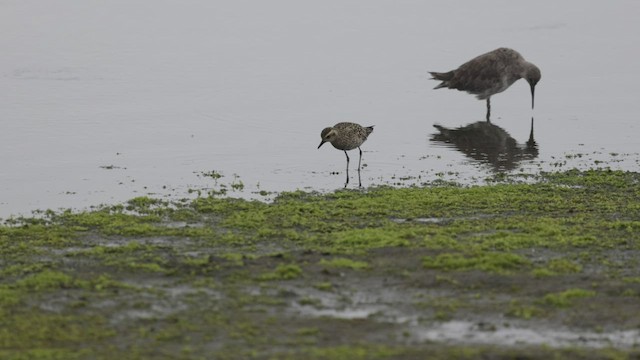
[192,197,267,217]
[0,263,50,277]
[258,264,303,281]
[505,301,544,319]
[297,345,403,360]
[621,289,637,297]
[123,261,167,273]
[417,297,463,321]
[125,196,165,211]
[296,327,320,337]
[15,270,77,291]
[298,297,323,307]
[422,252,529,273]
[69,242,171,273]
[55,208,159,232]
[532,258,583,277]
[541,288,597,308]
[0,287,21,308]
[0,224,75,256]
[325,227,412,253]
[85,274,132,291]
[0,348,91,360]
[544,169,639,189]
[313,282,333,291]
[0,311,114,352]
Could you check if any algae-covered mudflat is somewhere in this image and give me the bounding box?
[1,169,640,359]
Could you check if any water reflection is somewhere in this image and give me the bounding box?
[430,118,538,171]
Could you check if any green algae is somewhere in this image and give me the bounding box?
[541,288,597,308]
[319,257,369,270]
[506,301,544,319]
[258,264,303,281]
[0,311,115,356]
[294,345,403,360]
[422,251,530,273]
[532,258,583,277]
[15,270,76,290]
[1,169,640,359]
[313,282,333,291]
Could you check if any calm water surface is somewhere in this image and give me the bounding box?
[1,1,639,217]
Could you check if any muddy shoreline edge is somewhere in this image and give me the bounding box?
[2,169,640,359]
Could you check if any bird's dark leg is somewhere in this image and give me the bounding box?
[486,98,491,122]
[344,150,350,188]
[357,147,363,187]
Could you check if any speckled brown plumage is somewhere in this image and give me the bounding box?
[318,122,374,187]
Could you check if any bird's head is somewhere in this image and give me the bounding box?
[318,127,337,149]
[524,63,541,109]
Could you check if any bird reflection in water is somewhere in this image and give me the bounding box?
[431,118,538,171]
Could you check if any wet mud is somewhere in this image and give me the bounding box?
[1,169,640,359]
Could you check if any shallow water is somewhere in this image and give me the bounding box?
[2,1,639,217]
[414,320,640,348]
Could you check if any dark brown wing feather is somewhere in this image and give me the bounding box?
[431,48,522,96]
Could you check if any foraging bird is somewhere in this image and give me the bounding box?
[429,48,541,121]
[318,122,374,188]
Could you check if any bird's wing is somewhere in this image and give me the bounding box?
[448,51,505,94]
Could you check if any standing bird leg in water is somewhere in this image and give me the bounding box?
[343,150,350,186]
[318,122,374,188]
[357,147,363,187]
[429,47,541,122]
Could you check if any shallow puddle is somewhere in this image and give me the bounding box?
[415,320,640,349]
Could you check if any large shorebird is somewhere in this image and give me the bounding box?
[318,122,374,188]
[430,48,541,121]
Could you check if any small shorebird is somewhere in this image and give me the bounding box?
[429,48,541,121]
[318,122,374,188]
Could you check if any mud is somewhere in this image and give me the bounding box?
[1,169,640,359]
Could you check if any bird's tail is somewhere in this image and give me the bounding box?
[432,124,450,135]
[429,71,454,89]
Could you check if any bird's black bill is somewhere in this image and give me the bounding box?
[318,140,326,149]
[530,84,536,109]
